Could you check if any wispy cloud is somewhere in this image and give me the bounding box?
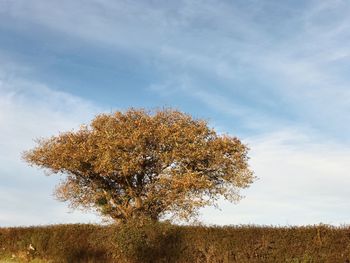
[201,129,350,226]
[2,0,350,138]
[0,70,104,226]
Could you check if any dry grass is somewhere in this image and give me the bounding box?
[1,223,350,262]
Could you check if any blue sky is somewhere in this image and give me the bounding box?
[1,0,350,226]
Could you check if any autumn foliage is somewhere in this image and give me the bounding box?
[23,108,254,223]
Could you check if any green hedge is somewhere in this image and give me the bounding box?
[1,223,350,263]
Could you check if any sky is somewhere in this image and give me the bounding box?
[0,0,350,227]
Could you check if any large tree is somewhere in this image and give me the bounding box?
[23,108,255,223]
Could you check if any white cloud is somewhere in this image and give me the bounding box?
[2,0,350,135]
[200,129,350,226]
[0,74,105,227]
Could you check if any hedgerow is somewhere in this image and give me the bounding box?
[1,223,350,262]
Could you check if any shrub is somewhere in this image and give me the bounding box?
[1,223,350,262]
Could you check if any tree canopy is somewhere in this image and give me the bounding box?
[23,108,255,223]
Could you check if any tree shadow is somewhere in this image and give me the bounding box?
[115,222,184,263]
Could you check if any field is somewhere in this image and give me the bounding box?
[1,223,350,263]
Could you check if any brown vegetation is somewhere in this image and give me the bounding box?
[1,223,350,263]
[23,108,254,223]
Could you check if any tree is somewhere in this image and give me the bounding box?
[23,108,255,223]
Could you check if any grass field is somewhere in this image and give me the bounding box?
[1,223,350,262]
